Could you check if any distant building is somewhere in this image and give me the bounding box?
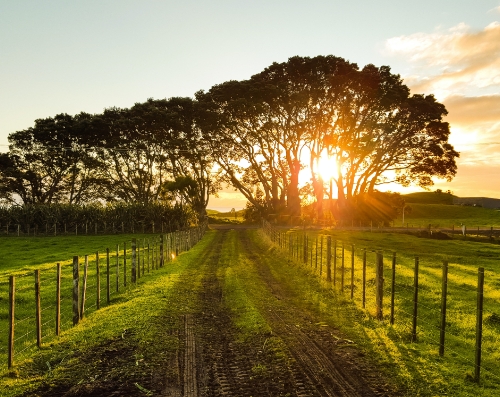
[453,197,500,209]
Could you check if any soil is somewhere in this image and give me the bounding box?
[23,228,401,397]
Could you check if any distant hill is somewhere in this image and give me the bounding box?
[403,191,457,205]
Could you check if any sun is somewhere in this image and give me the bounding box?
[316,152,339,182]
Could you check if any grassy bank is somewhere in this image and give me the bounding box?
[265,226,500,395]
[396,203,500,228]
[0,230,216,396]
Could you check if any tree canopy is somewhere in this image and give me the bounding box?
[197,55,458,220]
[0,55,459,223]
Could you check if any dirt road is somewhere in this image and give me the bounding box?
[176,228,396,396]
[25,228,399,396]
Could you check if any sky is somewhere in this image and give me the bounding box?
[1,1,500,210]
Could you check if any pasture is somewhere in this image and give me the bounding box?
[1,203,500,395]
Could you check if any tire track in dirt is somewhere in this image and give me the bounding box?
[195,229,260,396]
[194,228,306,396]
[237,229,395,397]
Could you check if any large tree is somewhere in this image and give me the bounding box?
[317,64,459,212]
[0,113,101,205]
[198,55,458,220]
[82,98,216,220]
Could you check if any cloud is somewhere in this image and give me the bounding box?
[441,95,500,166]
[385,22,500,98]
[444,94,500,125]
[432,163,500,198]
[384,21,500,177]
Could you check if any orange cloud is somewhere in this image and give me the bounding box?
[386,22,500,98]
[445,95,500,125]
[385,22,500,195]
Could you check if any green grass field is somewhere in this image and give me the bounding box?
[207,208,246,224]
[266,224,500,395]
[0,230,211,396]
[1,204,500,395]
[398,203,500,227]
[403,191,457,205]
[0,229,199,377]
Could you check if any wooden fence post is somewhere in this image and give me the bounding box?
[137,239,141,278]
[362,249,366,309]
[142,238,146,276]
[35,269,42,348]
[341,244,345,293]
[132,238,137,283]
[326,236,332,282]
[350,245,355,299]
[320,236,323,275]
[116,244,119,292]
[439,261,448,356]
[96,251,100,310]
[151,240,155,270]
[475,267,485,382]
[412,257,419,342]
[8,275,15,368]
[106,248,110,304]
[376,252,384,320]
[147,241,150,273]
[160,235,164,267]
[56,263,61,336]
[333,240,337,287]
[390,252,396,325]
[303,234,308,264]
[315,237,318,271]
[176,231,179,256]
[155,238,160,270]
[123,242,127,287]
[73,256,80,325]
[296,235,299,260]
[80,255,88,319]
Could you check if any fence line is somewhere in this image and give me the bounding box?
[261,220,499,383]
[0,222,207,368]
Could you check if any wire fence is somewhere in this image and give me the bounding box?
[0,220,182,237]
[262,220,500,384]
[0,222,208,369]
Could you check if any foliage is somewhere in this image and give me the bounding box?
[197,55,458,221]
[0,55,458,223]
[0,202,194,233]
[0,113,101,205]
[0,99,218,221]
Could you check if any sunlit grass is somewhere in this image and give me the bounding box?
[0,230,215,396]
[265,227,500,395]
[397,203,500,228]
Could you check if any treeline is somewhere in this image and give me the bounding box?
[0,202,190,234]
[0,55,459,223]
[0,98,215,221]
